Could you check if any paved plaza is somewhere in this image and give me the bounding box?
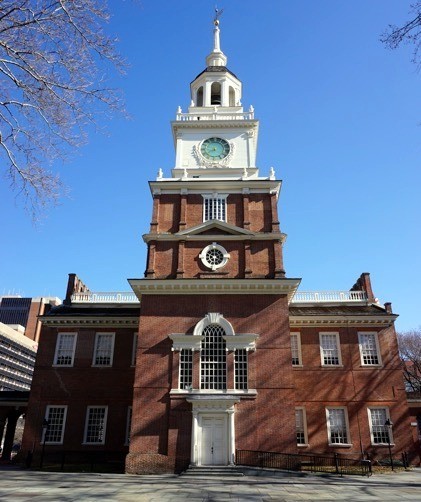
[0,467,420,501]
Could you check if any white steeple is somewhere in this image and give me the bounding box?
[206,18,227,67]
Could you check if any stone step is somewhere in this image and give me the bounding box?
[182,466,245,477]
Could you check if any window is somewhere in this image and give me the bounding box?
[43,406,67,444]
[291,333,302,366]
[125,406,132,445]
[131,332,138,367]
[84,406,108,444]
[201,324,226,390]
[295,408,307,445]
[92,333,115,366]
[326,408,350,445]
[53,333,77,366]
[199,242,230,271]
[179,349,193,390]
[203,194,227,222]
[368,408,392,444]
[235,349,248,390]
[320,333,341,366]
[359,332,381,366]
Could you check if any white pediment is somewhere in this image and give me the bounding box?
[176,220,255,237]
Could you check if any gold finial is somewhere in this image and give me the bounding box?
[214,6,223,26]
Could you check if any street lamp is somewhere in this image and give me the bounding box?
[384,418,394,471]
[40,418,50,470]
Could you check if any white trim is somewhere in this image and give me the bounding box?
[129,278,301,300]
[319,332,342,367]
[43,405,68,445]
[193,313,235,337]
[326,406,351,446]
[290,315,396,327]
[291,332,302,366]
[176,219,254,236]
[295,407,308,446]
[53,332,77,367]
[41,317,139,328]
[92,332,115,367]
[199,242,230,271]
[83,406,108,445]
[367,407,393,445]
[358,331,382,367]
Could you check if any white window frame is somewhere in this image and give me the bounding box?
[295,407,308,446]
[53,333,77,367]
[358,332,382,366]
[92,332,115,367]
[199,242,230,271]
[291,332,302,366]
[234,348,248,390]
[326,407,351,446]
[42,405,68,444]
[319,332,342,366]
[368,407,393,445]
[202,193,228,222]
[83,406,108,445]
[125,406,132,446]
[179,348,193,390]
[131,332,138,367]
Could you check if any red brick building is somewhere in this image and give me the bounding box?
[21,20,418,472]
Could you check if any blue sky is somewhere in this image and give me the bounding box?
[1,1,420,332]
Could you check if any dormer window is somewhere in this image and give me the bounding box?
[203,193,227,222]
[211,82,222,105]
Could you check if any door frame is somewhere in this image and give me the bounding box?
[186,396,239,467]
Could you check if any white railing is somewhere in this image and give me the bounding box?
[176,111,254,121]
[71,292,139,304]
[291,291,367,303]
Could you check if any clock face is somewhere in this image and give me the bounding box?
[200,137,230,161]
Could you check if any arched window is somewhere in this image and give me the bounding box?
[196,86,203,107]
[229,86,235,107]
[210,82,221,105]
[201,324,226,389]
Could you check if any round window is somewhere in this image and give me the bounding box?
[199,243,230,271]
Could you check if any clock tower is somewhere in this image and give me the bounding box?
[127,18,301,474]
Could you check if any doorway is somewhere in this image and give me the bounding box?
[200,414,227,465]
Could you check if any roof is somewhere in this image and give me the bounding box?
[289,304,391,316]
[192,65,239,83]
[45,305,140,317]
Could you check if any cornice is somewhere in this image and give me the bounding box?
[142,232,287,244]
[289,315,397,328]
[149,179,282,196]
[129,278,301,300]
[40,316,139,328]
[171,119,258,130]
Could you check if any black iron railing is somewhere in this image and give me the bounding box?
[236,449,372,477]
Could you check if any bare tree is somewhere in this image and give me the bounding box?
[0,1,125,218]
[397,329,421,393]
[381,2,421,68]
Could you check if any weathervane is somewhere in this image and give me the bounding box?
[214,6,223,26]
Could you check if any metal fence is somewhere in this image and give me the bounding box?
[236,449,372,477]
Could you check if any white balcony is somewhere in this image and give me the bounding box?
[71,292,139,304]
[176,111,254,122]
[291,291,367,303]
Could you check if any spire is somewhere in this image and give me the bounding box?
[206,8,227,67]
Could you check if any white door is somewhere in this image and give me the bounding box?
[200,415,227,465]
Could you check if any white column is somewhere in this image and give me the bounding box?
[228,409,235,465]
[221,80,229,107]
[190,411,199,466]
[205,81,212,107]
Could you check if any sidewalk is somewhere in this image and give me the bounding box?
[0,466,420,501]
